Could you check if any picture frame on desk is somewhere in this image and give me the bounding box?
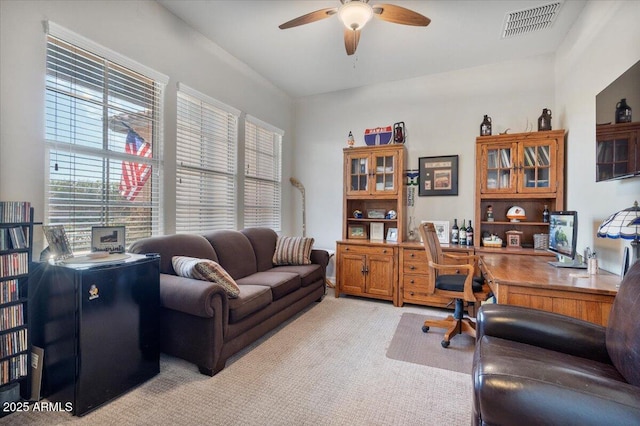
[419,155,459,196]
[91,226,125,253]
[423,220,450,244]
[42,225,73,261]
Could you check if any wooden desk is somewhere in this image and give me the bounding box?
[479,254,621,326]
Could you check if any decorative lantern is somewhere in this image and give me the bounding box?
[615,99,632,123]
[480,115,492,136]
[538,108,552,131]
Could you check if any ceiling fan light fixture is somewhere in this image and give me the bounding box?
[338,1,373,31]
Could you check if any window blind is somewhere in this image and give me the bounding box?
[45,30,165,253]
[176,84,239,233]
[244,116,283,231]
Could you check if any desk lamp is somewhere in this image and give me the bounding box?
[597,200,640,268]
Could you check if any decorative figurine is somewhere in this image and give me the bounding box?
[347,131,355,147]
[486,205,494,222]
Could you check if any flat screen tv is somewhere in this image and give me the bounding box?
[548,211,587,269]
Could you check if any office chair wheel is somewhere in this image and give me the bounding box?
[441,340,450,348]
[422,325,429,333]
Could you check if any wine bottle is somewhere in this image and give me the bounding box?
[543,205,550,223]
[466,220,474,246]
[451,219,459,244]
[459,220,467,246]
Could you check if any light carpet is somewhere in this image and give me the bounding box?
[7,290,472,426]
[386,312,475,374]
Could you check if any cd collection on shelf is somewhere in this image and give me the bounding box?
[0,202,31,224]
[0,201,32,396]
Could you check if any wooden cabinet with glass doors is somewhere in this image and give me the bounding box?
[336,144,406,306]
[475,130,565,251]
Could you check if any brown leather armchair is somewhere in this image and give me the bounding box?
[472,260,640,425]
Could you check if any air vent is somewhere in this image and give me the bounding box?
[502,1,562,38]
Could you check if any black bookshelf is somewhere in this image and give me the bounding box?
[0,203,34,414]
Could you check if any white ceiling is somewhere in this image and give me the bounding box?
[157,0,587,98]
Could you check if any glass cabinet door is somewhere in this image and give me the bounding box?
[347,154,369,195]
[519,140,557,192]
[482,143,516,193]
[372,154,397,194]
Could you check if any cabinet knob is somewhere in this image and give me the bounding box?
[409,265,415,270]
[410,279,414,284]
[345,247,349,251]
[410,253,415,258]
[382,249,387,254]
[409,291,415,296]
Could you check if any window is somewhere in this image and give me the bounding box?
[244,116,283,231]
[176,84,239,232]
[45,23,167,253]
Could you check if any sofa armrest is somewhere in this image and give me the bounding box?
[311,249,330,277]
[160,273,228,319]
[476,303,611,364]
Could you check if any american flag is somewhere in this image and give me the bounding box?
[120,128,152,201]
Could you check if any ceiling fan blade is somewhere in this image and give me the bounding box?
[372,4,431,26]
[279,8,337,29]
[344,29,361,56]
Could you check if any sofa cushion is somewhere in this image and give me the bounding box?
[272,236,314,266]
[271,264,324,287]
[202,230,258,280]
[228,285,273,324]
[129,234,218,275]
[172,256,240,298]
[236,271,301,300]
[606,260,640,386]
[240,227,278,272]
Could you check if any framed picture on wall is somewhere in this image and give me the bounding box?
[419,155,459,196]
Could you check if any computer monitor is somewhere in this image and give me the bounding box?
[548,211,587,269]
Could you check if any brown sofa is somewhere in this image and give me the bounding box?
[472,260,640,425]
[129,227,329,376]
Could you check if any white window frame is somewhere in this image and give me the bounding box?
[44,22,167,253]
[175,83,240,233]
[244,115,284,231]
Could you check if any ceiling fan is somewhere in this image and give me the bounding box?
[279,0,431,56]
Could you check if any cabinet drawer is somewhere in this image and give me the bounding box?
[339,245,394,256]
[402,249,426,262]
[403,274,429,290]
[403,261,428,274]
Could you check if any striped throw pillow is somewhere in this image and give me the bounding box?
[172,256,240,298]
[272,236,314,266]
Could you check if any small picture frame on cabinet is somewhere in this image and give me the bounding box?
[424,220,450,244]
[370,222,385,241]
[42,225,73,261]
[348,224,367,239]
[386,227,398,242]
[91,226,126,253]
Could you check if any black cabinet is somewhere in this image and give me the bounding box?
[30,254,160,416]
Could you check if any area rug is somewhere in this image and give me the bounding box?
[386,312,475,374]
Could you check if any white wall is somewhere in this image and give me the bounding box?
[0,0,296,250]
[295,1,640,274]
[294,55,556,251]
[555,0,640,273]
